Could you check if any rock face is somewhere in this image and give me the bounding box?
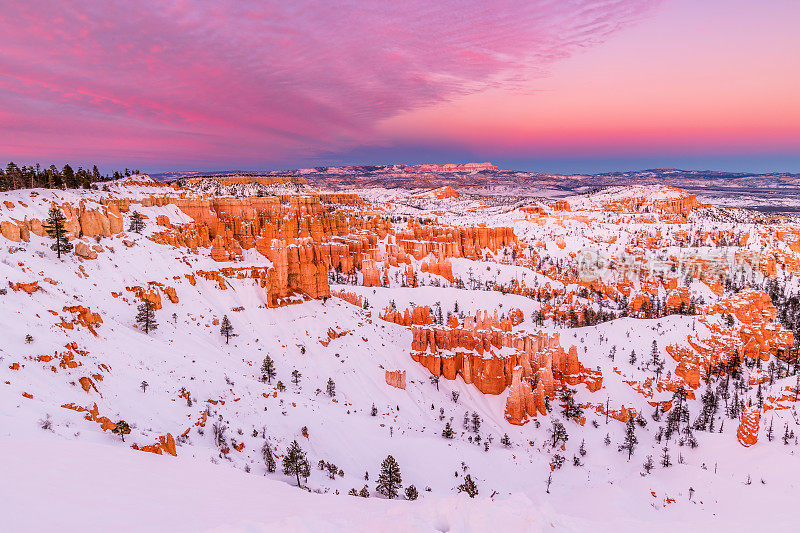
[133,433,178,456]
[169,195,387,306]
[0,201,124,242]
[63,306,103,336]
[9,281,40,294]
[74,242,98,259]
[420,255,454,282]
[395,311,601,425]
[667,289,794,389]
[737,407,760,447]
[385,370,406,389]
[0,220,21,242]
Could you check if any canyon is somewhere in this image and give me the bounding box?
[3,172,800,530]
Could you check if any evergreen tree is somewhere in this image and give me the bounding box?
[500,433,511,447]
[112,420,131,442]
[128,211,145,234]
[376,455,402,499]
[260,355,276,383]
[442,422,454,439]
[43,207,73,258]
[661,446,672,467]
[291,369,302,386]
[561,388,584,420]
[457,474,478,498]
[220,315,236,343]
[359,486,369,498]
[643,455,654,474]
[471,412,481,433]
[404,485,418,500]
[618,418,638,460]
[550,420,568,448]
[282,440,310,486]
[261,441,276,473]
[666,386,688,437]
[371,403,378,416]
[136,301,158,334]
[326,377,336,397]
[62,164,76,188]
[650,340,664,376]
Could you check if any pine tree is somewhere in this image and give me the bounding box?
[220,315,236,344]
[282,440,310,486]
[376,455,402,499]
[291,369,302,386]
[618,418,638,460]
[326,378,336,397]
[442,422,454,439]
[458,474,478,498]
[500,433,511,447]
[260,356,276,383]
[128,211,145,234]
[359,486,369,497]
[371,403,378,416]
[62,164,76,188]
[661,446,672,467]
[643,455,654,474]
[550,420,568,448]
[561,388,584,420]
[471,412,481,433]
[43,207,73,258]
[404,485,418,500]
[261,441,276,473]
[136,301,158,334]
[112,420,131,442]
[650,340,664,376]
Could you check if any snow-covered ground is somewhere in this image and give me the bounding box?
[3,179,800,531]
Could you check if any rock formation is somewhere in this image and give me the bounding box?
[385,370,406,390]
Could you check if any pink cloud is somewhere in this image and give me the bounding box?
[0,0,660,167]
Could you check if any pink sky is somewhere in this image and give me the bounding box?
[1,0,798,172]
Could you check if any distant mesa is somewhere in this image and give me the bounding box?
[182,175,308,186]
[296,162,498,175]
[398,162,498,173]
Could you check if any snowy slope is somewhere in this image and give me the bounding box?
[3,180,800,531]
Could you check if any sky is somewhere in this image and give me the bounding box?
[1,0,798,174]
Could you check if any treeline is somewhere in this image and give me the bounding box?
[0,162,141,192]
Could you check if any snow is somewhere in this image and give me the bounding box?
[3,179,800,531]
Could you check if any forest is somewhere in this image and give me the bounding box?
[0,162,139,191]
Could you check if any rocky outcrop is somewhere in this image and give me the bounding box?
[420,254,454,282]
[385,370,406,389]
[132,433,178,456]
[0,220,21,242]
[331,290,363,307]
[737,407,760,447]
[395,222,516,261]
[63,306,103,336]
[667,289,794,389]
[403,321,600,425]
[74,241,98,259]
